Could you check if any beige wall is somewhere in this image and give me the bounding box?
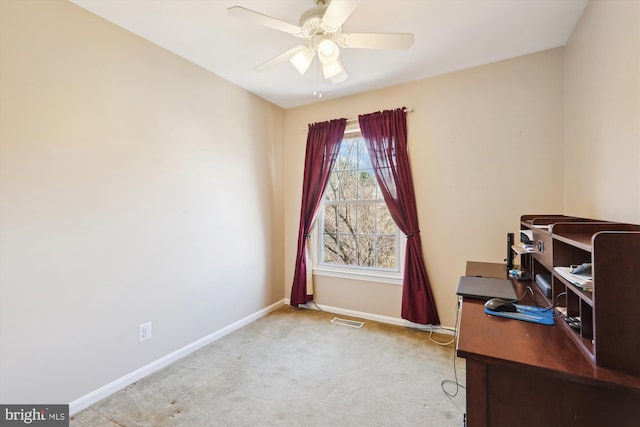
[564,0,640,223]
[284,49,565,329]
[0,0,283,404]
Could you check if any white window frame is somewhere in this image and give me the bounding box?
[310,130,405,285]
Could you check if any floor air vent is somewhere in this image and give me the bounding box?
[330,317,364,328]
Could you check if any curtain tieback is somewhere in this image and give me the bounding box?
[405,230,420,238]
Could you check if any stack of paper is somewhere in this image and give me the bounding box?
[554,266,593,290]
[511,243,533,254]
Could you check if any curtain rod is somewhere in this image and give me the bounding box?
[303,108,414,131]
[345,107,414,124]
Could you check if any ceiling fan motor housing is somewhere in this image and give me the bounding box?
[298,6,341,40]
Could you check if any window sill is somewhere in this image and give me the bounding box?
[312,266,403,286]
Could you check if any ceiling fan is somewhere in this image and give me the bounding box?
[227,0,415,83]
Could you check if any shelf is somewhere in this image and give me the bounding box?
[551,222,640,252]
[553,272,593,306]
[575,328,595,360]
[552,233,592,251]
[520,214,577,228]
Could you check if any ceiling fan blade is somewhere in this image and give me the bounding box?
[228,6,302,36]
[321,0,359,32]
[254,46,308,72]
[338,32,415,50]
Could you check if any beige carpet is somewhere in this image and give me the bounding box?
[71,305,466,426]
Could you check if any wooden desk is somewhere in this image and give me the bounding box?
[457,261,640,427]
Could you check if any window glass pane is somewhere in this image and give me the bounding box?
[357,204,376,235]
[341,170,358,200]
[323,233,340,264]
[324,204,339,234]
[376,205,396,234]
[357,235,376,267]
[357,139,372,170]
[325,172,341,201]
[359,169,377,199]
[338,139,357,169]
[337,204,355,235]
[338,232,357,266]
[376,236,397,268]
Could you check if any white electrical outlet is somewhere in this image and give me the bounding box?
[139,321,152,343]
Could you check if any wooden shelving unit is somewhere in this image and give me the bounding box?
[520,215,640,376]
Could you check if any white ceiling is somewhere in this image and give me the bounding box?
[69,0,588,109]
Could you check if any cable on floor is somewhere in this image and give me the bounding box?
[303,300,324,312]
[440,297,465,397]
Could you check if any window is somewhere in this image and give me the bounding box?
[314,130,402,283]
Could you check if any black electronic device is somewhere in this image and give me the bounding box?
[505,232,514,269]
[456,276,518,301]
[535,273,552,298]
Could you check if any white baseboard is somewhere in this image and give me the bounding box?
[69,299,286,415]
[285,298,455,335]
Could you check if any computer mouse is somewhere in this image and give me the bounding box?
[484,298,517,312]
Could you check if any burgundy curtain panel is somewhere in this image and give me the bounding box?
[290,118,346,306]
[358,108,440,325]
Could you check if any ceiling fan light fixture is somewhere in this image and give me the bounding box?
[329,60,348,83]
[290,47,315,75]
[322,59,343,79]
[317,39,339,64]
